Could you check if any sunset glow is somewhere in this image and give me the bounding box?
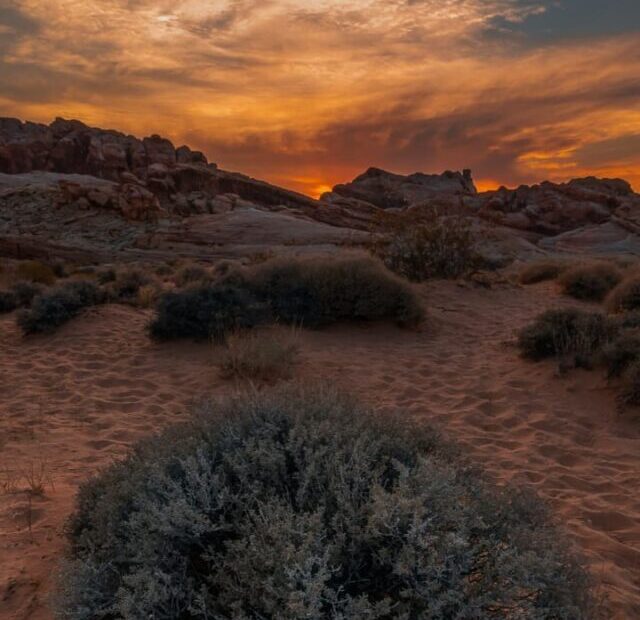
[1,1,639,194]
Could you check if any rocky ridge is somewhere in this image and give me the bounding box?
[1,117,640,262]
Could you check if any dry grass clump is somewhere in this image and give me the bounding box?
[16,260,57,285]
[373,210,479,281]
[218,328,299,382]
[135,284,161,309]
[105,268,153,304]
[174,263,212,287]
[56,387,595,619]
[519,259,568,285]
[518,309,614,368]
[559,262,622,301]
[606,274,640,313]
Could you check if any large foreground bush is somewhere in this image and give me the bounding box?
[18,281,104,334]
[57,387,594,619]
[149,258,423,340]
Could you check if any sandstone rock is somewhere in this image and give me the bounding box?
[326,167,477,210]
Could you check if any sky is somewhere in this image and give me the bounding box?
[0,1,639,197]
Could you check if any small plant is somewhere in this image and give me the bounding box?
[518,308,615,367]
[219,328,299,382]
[619,361,640,408]
[601,334,640,379]
[606,274,640,313]
[57,387,595,619]
[0,290,17,314]
[18,281,104,334]
[372,209,479,281]
[96,267,117,285]
[519,259,568,285]
[135,284,160,309]
[11,281,43,307]
[106,268,152,304]
[174,264,211,287]
[559,262,622,301]
[154,262,174,277]
[16,260,57,285]
[21,459,53,496]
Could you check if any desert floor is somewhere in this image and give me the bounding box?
[1,280,639,619]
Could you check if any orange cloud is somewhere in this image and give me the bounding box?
[0,1,639,193]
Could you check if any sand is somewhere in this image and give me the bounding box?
[1,280,639,618]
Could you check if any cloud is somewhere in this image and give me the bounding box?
[0,0,639,194]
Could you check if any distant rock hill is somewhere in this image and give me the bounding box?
[1,116,640,262]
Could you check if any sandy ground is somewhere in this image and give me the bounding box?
[1,280,639,619]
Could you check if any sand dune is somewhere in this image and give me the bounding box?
[1,281,639,618]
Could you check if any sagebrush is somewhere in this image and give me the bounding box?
[372,210,479,281]
[57,387,594,619]
[149,257,423,341]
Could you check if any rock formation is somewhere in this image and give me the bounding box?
[1,116,640,263]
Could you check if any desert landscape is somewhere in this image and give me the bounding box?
[0,117,639,618]
[2,1,640,618]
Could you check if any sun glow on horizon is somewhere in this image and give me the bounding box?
[1,1,639,193]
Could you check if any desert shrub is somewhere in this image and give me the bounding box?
[619,361,640,407]
[51,262,68,278]
[11,281,43,307]
[96,267,117,285]
[559,262,622,301]
[106,268,152,303]
[57,387,594,619]
[601,333,640,379]
[244,257,424,328]
[373,210,479,281]
[154,263,173,277]
[606,274,640,313]
[219,329,299,382]
[16,260,56,285]
[519,259,568,285]
[18,281,104,334]
[149,283,269,342]
[518,308,615,367]
[0,291,17,314]
[617,309,640,329]
[175,264,212,287]
[150,258,423,341]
